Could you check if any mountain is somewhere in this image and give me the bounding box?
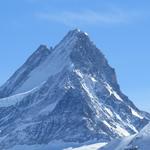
[102,122,150,150]
[0,29,149,150]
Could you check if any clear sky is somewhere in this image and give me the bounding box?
[0,0,150,112]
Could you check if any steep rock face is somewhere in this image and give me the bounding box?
[0,29,149,149]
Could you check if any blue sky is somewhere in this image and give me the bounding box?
[0,0,150,112]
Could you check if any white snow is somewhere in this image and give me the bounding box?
[104,107,113,117]
[103,121,112,128]
[74,69,84,78]
[113,92,123,101]
[102,135,136,150]
[0,87,37,107]
[9,141,107,150]
[127,123,138,133]
[115,113,122,121]
[66,143,107,150]
[105,82,123,101]
[82,82,95,99]
[80,74,97,100]
[115,125,130,137]
[138,122,150,137]
[15,50,70,94]
[0,29,147,150]
[74,72,138,138]
[130,107,143,119]
[114,112,138,133]
[90,77,97,82]
[84,32,88,36]
[14,32,79,95]
[102,123,150,150]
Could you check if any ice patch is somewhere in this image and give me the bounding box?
[74,69,83,78]
[104,107,113,117]
[84,32,88,36]
[105,82,123,101]
[103,121,112,128]
[115,125,130,137]
[130,108,143,119]
[90,77,97,82]
[82,82,95,99]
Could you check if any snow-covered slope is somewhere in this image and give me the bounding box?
[102,123,150,150]
[0,45,51,97]
[8,141,107,150]
[0,29,149,150]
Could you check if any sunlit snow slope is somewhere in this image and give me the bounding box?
[102,123,150,150]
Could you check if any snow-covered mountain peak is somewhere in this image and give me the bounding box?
[54,29,91,52]
[0,30,149,150]
[68,28,89,37]
[54,29,104,68]
[67,29,90,42]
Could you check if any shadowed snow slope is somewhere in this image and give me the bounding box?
[0,29,149,150]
